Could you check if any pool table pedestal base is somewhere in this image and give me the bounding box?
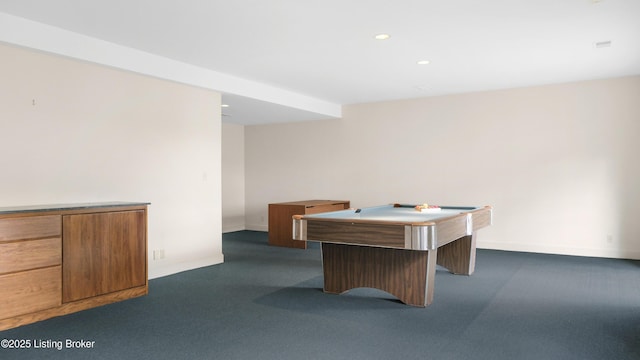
[321,233,477,307]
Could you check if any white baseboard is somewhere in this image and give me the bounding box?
[222,224,246,233]
[149,253,225,279]
[478,241,640,260]
[246,223,268,232]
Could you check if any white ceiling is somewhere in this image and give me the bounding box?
[1,0,639,125]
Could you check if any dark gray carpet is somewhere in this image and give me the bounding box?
[1,230,639,359]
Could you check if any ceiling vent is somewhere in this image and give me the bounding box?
[594,40,612,48]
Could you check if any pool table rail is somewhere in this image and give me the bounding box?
[469,206,492,231]
[299,219,408,248]
[292,205,492,251]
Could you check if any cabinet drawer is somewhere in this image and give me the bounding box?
[0,215,61,242]
[0,238,61,275]
[0,266,61,320]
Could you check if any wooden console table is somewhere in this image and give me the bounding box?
[268,200,349,249]
[0,202,149,330]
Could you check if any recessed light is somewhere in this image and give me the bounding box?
[417,60,430,65]
[221,104,230,108]
[374,34,390,40]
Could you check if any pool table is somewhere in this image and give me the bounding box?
[292,204,492,307]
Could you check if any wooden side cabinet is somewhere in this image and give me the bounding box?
[268,200,350,249]
[0,202,149,331]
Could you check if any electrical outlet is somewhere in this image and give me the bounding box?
[153,249,165,260]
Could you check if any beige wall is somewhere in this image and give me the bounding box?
[245,76,640,259]
[0,43,224,278]
[222,122,246,232]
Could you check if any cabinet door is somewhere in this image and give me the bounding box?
[62,210,146,303]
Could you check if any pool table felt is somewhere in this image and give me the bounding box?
[299,204,481,224]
